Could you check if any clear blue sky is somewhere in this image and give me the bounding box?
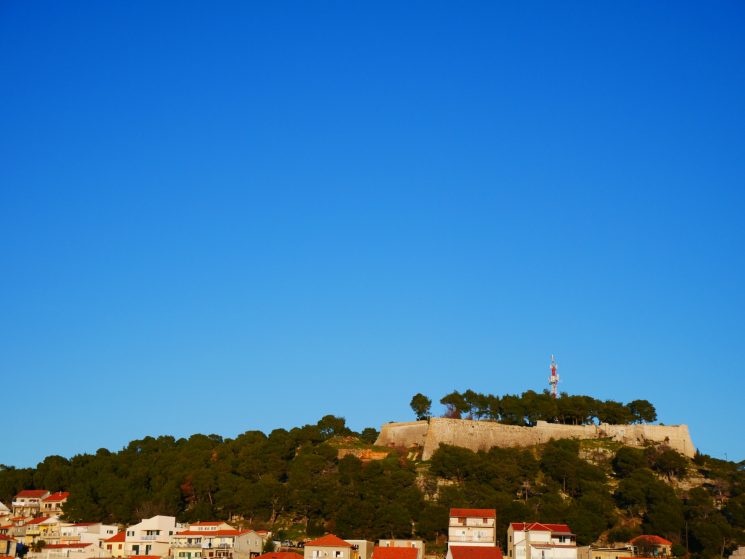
[2,2,744,468]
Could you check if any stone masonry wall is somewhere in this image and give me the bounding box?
[375,418,695,460]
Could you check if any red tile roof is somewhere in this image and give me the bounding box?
[105,532,126,543]
[449,547,503,559]
[14,490,49,499]
[305,535,353,548]
[510,523,573,534]
[630,536,673,547]
[373,547,418,559]
[254,553,303,559]
[450,509,497,518]
[24,516,50,526]
[45,544,92,549]
[0,535,14,541]
[42,492,70,503]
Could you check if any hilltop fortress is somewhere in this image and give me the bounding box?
[375,417,696,459]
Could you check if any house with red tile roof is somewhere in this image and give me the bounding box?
[41,493,69,517]
[376,540,425,559]
[22,516,61,546]
[304,535,353,559]
[104,531,127,558]
[629,536,672,558]
[12,490,50,518]
[507,523,577,559]
[448,509,497,548]
[0,534,17,558]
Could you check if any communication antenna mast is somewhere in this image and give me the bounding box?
[549,354,559,398]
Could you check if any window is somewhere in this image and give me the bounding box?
[335,553,343,558]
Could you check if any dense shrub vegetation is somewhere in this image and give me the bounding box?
[411,390,657,425]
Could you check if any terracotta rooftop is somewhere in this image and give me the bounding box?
[305,534,352,548]
[42,492,70,503]
[105,532,126,543]
[449,547,503,559]
[373,547,418,559]
[24,516,51,526]
[14,490,49,499]
[630,536,673,546]
[450,508,496,518]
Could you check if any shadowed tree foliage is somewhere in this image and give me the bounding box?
[410,393,433,420]
[432,390,656,427]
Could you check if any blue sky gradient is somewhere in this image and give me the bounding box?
[1,1,744,467]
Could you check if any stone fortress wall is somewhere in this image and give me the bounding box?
[375,417,695,460]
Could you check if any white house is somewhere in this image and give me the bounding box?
[60,522,119,545]
[171,527,265,559]
[125,515,184,557]
[28,542,109,559]
[304,535,353,559]
[448,509,497,548]
[507,523,577,559]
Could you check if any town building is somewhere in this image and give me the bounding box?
[40,493,69,518]
[171,527,265,559]
[629,536,672,558]
[60,522,119,545]
[125,515,182,557]
[12,490,51,518]
[23,516,60,546]
[347,540,374,559]
[28,542,109,559]
[103,531,127,558]
[304,535,353,559]
[0,534,17,557]
[507,523,577,559]
[377,540,425,559]
[448,509,497,548]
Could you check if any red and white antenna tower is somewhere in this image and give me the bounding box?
[549,354,559,398]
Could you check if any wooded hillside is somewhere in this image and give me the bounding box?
[2,414,744,559]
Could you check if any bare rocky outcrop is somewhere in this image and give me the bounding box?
[375,418,695,460]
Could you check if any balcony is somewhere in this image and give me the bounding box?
[448,536,496,543]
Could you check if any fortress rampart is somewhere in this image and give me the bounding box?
[375,417,695,459]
